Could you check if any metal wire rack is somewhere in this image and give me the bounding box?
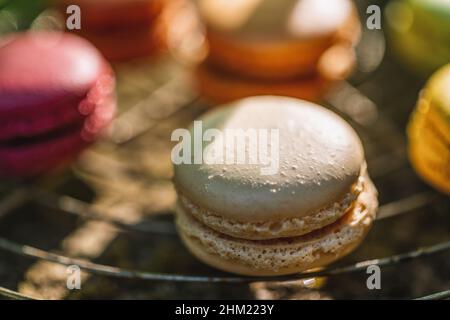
[0,5,449,300]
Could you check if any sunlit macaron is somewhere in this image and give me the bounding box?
[408,64,450,194]
[174,96,378,276]
[386,0,450,75]
[197,0,360,80]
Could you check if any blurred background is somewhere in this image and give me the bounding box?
[0,0,449,299]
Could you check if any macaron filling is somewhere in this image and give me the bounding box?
[178,173,364,240]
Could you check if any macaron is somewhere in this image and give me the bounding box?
[386,0,450,75]
[408,64,450,195]
[57,0,169,62]
[174,96,378,276]
[194,0,360,104]
[0,32,116,177]
[197,0,360,80]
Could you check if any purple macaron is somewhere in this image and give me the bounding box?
[0,32,116,177]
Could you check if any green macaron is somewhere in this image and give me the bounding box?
[386,0,450,75]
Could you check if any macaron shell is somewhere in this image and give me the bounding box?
[424,65,450,122]
[0,127,87,177]
[409,142,450,195]
[0,97,83,141]
[205,29,332,80]
[408,111,449,163]
[176,177,378,276]
[198,0,353,40]
[174,96,365,222]
[408,65,450,194]
[412,108,450,154]
[427,111,450,144]
[0,32,105,116]
[0,65,115,141]
[410,130,450,168]
[201,0,360,80]
[408,105,450,195]
[194,64,333,104]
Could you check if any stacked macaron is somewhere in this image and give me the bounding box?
[174,96,378,276]
[194,0,361,104]
[58,0,169,62]
[408,65,450,195]
[0,32,116,177]
[386,0,450,75]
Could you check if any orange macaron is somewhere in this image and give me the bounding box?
[193,0,361,104]
[199,0,360,79]
[198,0,360,80]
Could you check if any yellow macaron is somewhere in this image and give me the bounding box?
[193,0,360,105]
[408,64,450,195]
[173,96,378,276]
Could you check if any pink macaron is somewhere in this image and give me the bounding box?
[0,32,116,177]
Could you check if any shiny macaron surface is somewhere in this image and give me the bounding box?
[175,96,364,221]
[0,32,105,117]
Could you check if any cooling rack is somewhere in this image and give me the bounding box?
[0,4,449,300]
